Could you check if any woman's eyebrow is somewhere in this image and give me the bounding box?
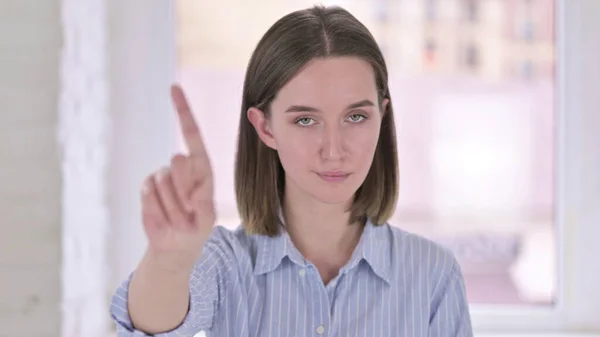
[284,99,375,113]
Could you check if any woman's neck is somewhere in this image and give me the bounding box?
[282,192,364,284]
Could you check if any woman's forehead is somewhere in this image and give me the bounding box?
[273,57,378,108]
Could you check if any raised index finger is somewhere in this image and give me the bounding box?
[171,84,207,158]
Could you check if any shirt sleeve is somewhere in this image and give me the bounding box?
[428,258,473,337]
[109,227,235,337]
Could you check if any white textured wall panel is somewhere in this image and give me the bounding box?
[59,0,111,336]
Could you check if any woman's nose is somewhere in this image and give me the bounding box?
[320,126,345,161]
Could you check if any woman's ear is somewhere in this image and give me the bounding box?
[247,107,277,150]
[380,98,390,116]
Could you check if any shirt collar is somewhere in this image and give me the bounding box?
[253,226,305,275]
[341,219,392,284]
[253,218,392,284]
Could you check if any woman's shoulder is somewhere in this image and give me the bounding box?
[198,223,266,264]
[203,223,255,251]
[382,223,460,276]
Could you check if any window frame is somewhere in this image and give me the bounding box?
[471,0,600,332]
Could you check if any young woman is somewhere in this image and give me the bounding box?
[110,5,472,337]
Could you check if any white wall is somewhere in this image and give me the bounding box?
[1,0,119,336]
[0,1,63,336]
[1,0,175,334]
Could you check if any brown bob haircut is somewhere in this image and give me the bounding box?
[234,5,399,237]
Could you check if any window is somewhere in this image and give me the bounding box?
[160,0,600,333]
[464,0,479,23]
[424,38,437,65]
[425,0,437,22]
[464,43,479,69]
[523,21,535,41]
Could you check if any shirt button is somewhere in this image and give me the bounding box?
[316,325,325,334]
[298,268,306,277]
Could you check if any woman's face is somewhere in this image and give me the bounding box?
[248,56,387,206]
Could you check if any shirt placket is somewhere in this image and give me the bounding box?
[300,263,331,336]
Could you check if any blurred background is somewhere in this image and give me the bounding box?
[1,0,599,337]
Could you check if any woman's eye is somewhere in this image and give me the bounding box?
[296,117,315,126]
[348,114,366,122]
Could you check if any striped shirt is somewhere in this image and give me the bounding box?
[110,220,473,337]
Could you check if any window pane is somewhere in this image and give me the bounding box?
[176,0,557,306]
